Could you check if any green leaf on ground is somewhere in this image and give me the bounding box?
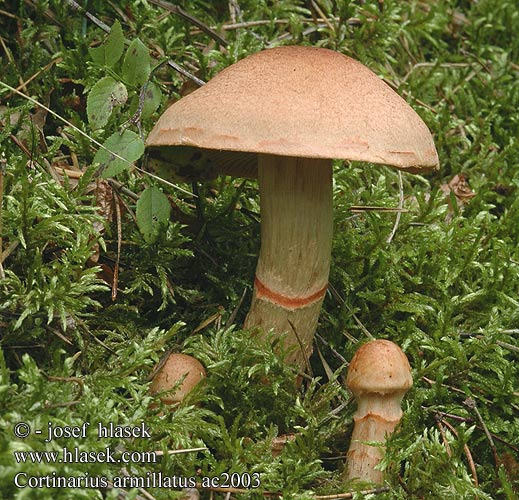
[122,39,151,86]
[88,20,125,68]
[87,76,128,129]
[136,186,171,243]
[94,129,144,177]
[141,81,162,118]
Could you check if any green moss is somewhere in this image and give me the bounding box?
[0,0,518,498]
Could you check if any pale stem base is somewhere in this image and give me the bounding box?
[244,154,333,369]
[344,397,404,484]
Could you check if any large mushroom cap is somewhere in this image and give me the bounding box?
[147,46,439,173]
[346,339,413,395]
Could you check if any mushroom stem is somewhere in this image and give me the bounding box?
[345,393,405,484]
[244,154,333,368]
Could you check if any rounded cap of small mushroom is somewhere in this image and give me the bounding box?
[146,46,439,174]
[149,353,206,405]
[346,339,412,395]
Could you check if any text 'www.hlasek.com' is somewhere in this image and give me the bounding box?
[12,421,261,490]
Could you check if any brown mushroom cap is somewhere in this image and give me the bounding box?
[346,339,412,395]
[149,353,206,405]
[146,46,439,173]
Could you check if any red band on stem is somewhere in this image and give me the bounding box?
[254,276,328,309]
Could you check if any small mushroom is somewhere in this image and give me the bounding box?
[271,433,297,457]
[146,47,439,370]
[149,353,206,406]
[344,339,413,484]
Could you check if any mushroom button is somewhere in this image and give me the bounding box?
[344,339,413,484]
[146,46,439,370]
[149,353,206,406]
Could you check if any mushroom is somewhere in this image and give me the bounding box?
[344,339,413,484]
[146,46,439,369]
[149,353,206,406]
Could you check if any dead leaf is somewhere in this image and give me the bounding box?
[440,174,476,220]
[440,174,476,206]
[499,452,519,482]
[271,433,297,457]
[94,179,114,234]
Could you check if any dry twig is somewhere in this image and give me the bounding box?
[148,0,227,47]
[0,158,4,279]
[0,82,195,197]
[193,484,390,498]
[328,282,374,340]
[315,332,348,365]
[63,0,205,86]
[463,397,500,468]
[226,287,248,327]
[440,417,479,489]
[429,409,519,454]
[112,190,122,301]
[310,0,335,32]
[459,331,519,354]
[288,318,313,378]
[386,170,404,244]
